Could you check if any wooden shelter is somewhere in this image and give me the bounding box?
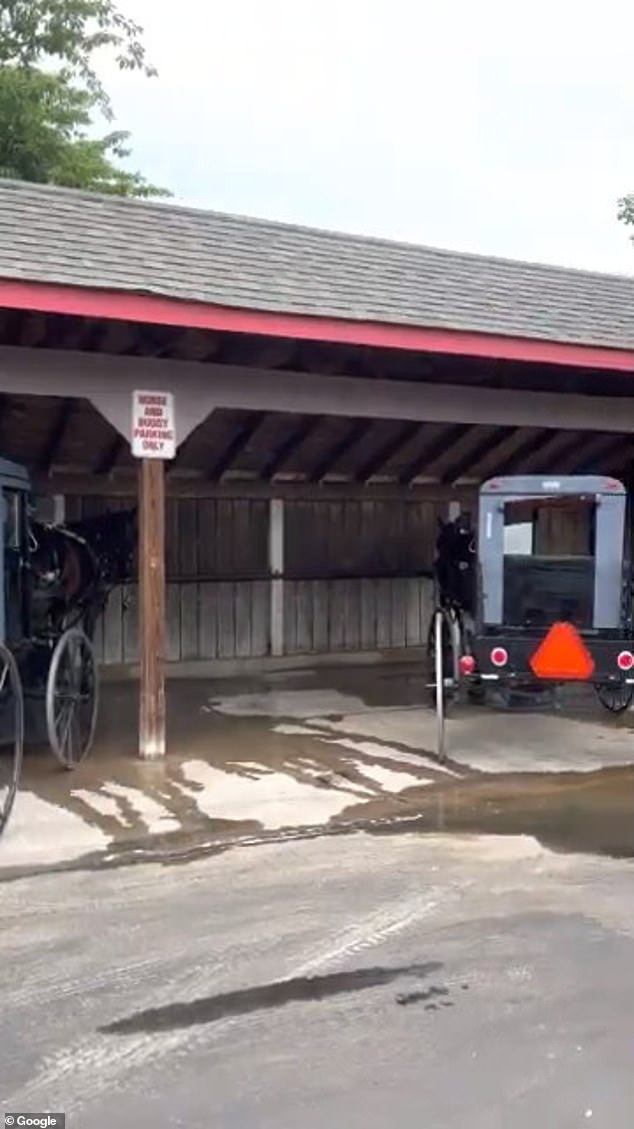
[0,178,633,756]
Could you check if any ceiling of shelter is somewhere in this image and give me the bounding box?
[0,309,632,491]
[1,391,631,492]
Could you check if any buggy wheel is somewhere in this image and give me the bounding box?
[433,608,448,760]
[0,643,24,836]
[46,628,98,769]
[594,682,634,714]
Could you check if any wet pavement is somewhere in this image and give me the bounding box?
[2,662,634,873]
[3,666,634,1126]
[2,831,633,1128]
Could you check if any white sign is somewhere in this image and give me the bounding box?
[131,390,176,460]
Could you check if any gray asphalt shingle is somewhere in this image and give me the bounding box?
[1,178,634,349]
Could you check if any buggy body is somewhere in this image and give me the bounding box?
[469,474,633,692]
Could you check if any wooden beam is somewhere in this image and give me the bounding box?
[95,434,127,475]
[0,393,10,448]
[269,498,284,656]
[441,427,512,484]
[355,422,422,483]
[569,435,631,474]
[552,432,617,474]
[488,429,551,477]
[398,425,473,485]
[177,328,219,361]
[138,458,166,759]
[19,312,49,348]
[38,398,74,475]
[42,472,477,504]
[260,416,322,481]
[95,320,137,355]
[206,412,266,481]
[308,419,373,483]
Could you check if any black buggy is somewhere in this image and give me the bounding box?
[0,457,135,836]
[428,475,634,758]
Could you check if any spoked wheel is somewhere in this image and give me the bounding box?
[595,682,634,714]
[46,628,99,769]
[0,643,24,836]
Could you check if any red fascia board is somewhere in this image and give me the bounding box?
[0,278,633,372]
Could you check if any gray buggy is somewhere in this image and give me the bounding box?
[429,475,634,758]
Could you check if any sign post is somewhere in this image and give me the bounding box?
[132,391,175,759]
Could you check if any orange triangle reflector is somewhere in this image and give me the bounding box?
[529,622,595,681]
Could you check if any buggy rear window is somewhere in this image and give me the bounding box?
[503,496,595,558]
[502,496,596,629]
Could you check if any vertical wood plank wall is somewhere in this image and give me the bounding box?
[63,495,445,664]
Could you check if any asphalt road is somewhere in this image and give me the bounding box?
[1,831,633,1128]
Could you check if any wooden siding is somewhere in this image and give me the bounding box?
[283,577,433,654]
[61,495,443,664]
[285,499,442,577]
[92,576,433,663]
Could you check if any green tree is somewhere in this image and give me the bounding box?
[0,0,169,196]
[618,194,634,231]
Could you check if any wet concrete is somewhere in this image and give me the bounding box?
[3,831,634,1129]
[351,765,634,860]
[4,662,634,875]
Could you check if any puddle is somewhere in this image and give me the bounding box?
[360,765,634,860]
[100,960,443,1034]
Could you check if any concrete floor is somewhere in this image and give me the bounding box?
[1,831,633,1128]
[2,665,634,1127]
[2,662,634,872]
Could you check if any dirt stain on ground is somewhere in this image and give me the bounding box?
[100,960,444,1034]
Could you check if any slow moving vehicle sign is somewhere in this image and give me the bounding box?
[131,390,176,459]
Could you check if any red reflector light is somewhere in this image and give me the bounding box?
[529,622,595,681]
[459,654,476,675]
[617,650,634,671]
[490,647,508,667]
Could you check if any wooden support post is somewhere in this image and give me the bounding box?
[138,458,166,759]
[269,498,285,657]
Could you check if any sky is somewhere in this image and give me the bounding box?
[102,0,634,274]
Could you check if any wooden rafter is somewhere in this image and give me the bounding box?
[308,419,373,483]
[38,398,74,475]
[568,434,631,474]
[398,424,473,485]
[441,426,513,484]
[44,472,475,503]
[260,416,323,481]
[95,434,127,475]
[355,422,422,483]
[488,429,552,477]
[206,412,266,481]
[18,312,49,348]
[549,432,615,474]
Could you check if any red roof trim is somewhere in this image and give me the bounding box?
[1,278,633,372]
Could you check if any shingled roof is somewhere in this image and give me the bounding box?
[1,178,634,350]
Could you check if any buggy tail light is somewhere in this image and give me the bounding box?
[490,646,508,667]
[459,654,476,676]
[617,650,634,671]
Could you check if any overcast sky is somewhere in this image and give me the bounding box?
[104,0,634,274]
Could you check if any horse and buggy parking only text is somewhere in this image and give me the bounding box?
[0,457,136,836]
[428,474,634,759]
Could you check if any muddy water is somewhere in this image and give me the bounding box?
[356,766,634,860]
